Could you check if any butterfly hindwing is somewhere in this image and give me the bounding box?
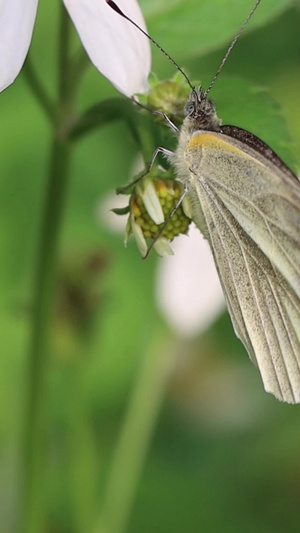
[184,132,300,402]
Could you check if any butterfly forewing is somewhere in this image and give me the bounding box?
[184,131,300,403]
[197,130,300,298]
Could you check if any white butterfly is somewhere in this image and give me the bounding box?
[168,88,300,403]
[107,0,300,403]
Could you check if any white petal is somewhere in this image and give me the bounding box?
[0,0,39,91]
[155,224,225,338]
[124,217,131,247]
[139,179,164,224]
[63,0,151,97]
[131,218,148,256]
[153,237,174,257]
[182,194,193,219]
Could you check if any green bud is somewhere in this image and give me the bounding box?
[140,73,191,127]
[125,170,192,256]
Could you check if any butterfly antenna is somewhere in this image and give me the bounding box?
[106,0,195,93]
[205,0,262,96]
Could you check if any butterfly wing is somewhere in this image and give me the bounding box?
[184,132,300,403]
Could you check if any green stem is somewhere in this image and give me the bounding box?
[94,327,177,533]
[22,5,73,532]
[22,59,57,125]
[67,359,98,532]
[69,98,156,162]
[69,98,141,141]
[22,136,71,533]
[59,4,72,104]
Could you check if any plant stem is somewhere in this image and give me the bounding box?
[95,327,177,533]
[22,136,71,533]
[22,5,73,532]
[23,60,57,125]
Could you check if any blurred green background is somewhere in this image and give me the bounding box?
[1,0,300,531]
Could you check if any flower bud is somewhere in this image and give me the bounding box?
[124,170,192,257]
[140,73,191,127]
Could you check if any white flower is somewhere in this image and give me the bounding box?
[0,0,38,92]
[155,224,225,337]
[0,0,151,96]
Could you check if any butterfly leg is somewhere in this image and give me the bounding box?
[117,146,173,194]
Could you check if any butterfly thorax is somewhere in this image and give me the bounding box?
[168,88,222,239]
[170,88,222,181]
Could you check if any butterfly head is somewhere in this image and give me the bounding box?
[184,88,222,132]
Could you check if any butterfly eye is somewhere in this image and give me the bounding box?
[184,102,195,116]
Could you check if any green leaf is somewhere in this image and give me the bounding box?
[111,206,130,215]
[208,76,297,171]
[141,0,293,58]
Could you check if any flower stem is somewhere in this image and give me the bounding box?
[22,5,73,532]
[22,59,57,125]
[22,136,71,533]
[95,327,176,533]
